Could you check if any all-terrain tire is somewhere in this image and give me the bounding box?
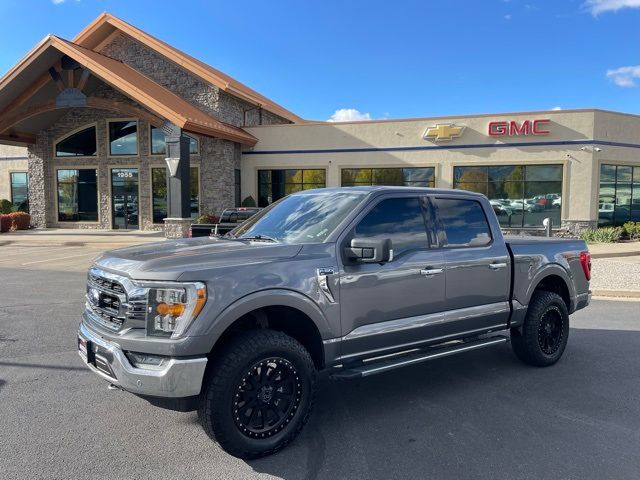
[510,290,569,367]
[198,329,317,459]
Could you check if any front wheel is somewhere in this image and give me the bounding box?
[198,329,317,459]
[510,291,569,366]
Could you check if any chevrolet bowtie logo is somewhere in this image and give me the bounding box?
[423,123,465,141]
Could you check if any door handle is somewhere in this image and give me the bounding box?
[420,268,444,277]
[488,262,507,270]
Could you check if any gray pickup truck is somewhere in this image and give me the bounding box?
[78,187,591,458]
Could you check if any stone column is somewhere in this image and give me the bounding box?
[27,134,50,228]
[162,122,191,239]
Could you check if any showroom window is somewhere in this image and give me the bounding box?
[55,126,97,157]
[10,172,29,212]
[151,167,200,223]
[258,169,326,207]
[149,126,199,155]
[109,120,138,156]
[453,165,562,228]
[341,167,435,187]
[57,169,98,221]
[598,164,640,225]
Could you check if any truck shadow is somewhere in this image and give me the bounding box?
[245,328,640,480]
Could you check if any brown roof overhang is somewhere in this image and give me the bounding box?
[0,35,258,146]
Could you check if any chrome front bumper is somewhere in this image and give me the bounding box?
[78,322,207,398]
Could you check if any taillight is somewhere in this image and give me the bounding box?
[188,227,192,238]
[580,251,591,281]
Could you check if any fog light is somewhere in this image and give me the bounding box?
[125,351,167,370]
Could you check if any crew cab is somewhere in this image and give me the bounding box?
[78,187,591,458]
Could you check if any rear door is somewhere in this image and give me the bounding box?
[431,195,511,332]
[338,194,446,360]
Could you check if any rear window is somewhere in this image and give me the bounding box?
[433,198,492,247]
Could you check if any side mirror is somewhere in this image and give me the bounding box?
[344,238,392,264]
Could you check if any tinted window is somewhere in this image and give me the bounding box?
[10,172,29,211]
[342,167,435,187]
[109,121,138,156]
[150,127,199,155]
[434,198,491,247]
[354,197,428,256]
[57,169,98,221]
[151,167,199,223]
[55,127,96,157]
[258,169,326,207]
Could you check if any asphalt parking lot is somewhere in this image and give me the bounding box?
[1,245,640,480]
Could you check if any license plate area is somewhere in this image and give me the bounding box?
[78,336,94,364]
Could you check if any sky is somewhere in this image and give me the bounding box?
[0,0,640,121]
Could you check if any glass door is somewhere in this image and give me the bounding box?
[111,168,139,230]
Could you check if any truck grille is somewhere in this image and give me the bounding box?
[86,270,146,331]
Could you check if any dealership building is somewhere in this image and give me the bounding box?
[1,14,639,236]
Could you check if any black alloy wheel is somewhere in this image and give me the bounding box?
[233,357,302,439]
[537,308,564,355]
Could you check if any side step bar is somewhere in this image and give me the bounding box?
[330,336,508,380]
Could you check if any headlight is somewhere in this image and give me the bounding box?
[134,281,207,339]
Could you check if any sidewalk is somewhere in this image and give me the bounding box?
[0,228,164,248]
[587,241,640,259]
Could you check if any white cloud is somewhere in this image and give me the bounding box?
[52,0,65,3]
[584,0,640,15]
[551,106,562,110]
[327,108,372,122]
[504,13,512,20]
[606,65,640,87]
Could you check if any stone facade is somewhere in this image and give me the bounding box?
[26,32,291,231]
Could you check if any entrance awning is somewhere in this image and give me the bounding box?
[0,35,257,146]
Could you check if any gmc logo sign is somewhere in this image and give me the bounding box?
[488,119,550,137]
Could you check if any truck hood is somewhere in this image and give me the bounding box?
[93,237,303,281]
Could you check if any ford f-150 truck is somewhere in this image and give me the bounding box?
[78,187,591,458]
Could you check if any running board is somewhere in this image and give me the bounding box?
[330,336,508,380]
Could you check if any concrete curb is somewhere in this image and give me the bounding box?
[591,251,640,259]
[592,289,640,299]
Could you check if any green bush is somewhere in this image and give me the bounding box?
[623,221,640,240]
[241,196,257,207]
[579,227,624,243]
[0,199,12,214]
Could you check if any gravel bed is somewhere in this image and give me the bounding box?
[590,257,640,291]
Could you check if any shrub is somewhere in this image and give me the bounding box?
[579,227,624,243]
[241,196,257,207]
[623,221,640,240]
[0,199,12,214]
[6,212,31,230]
[195,214,219,224]
[0,214,11,233]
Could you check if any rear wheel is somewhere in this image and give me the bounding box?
[198,329,317,459]
[510,291,569,366]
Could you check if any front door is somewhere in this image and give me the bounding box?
[338,195,447,361]
[111,168,139,230]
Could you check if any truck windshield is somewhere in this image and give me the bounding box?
[230,191,366,243]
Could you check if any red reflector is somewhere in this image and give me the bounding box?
[580,251,591,281]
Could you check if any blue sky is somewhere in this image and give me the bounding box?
[1,0,639,121]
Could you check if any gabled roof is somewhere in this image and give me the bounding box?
[0,35,257,145]
[73,13,304,123]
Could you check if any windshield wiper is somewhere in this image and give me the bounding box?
[238,234,279,243]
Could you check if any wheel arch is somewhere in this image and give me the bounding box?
[524,265,575,312]
[205,290,332,369]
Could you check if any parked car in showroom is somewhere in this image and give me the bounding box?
[78,187,591,458]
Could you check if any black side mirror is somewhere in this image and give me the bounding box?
[344,238,392,264]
